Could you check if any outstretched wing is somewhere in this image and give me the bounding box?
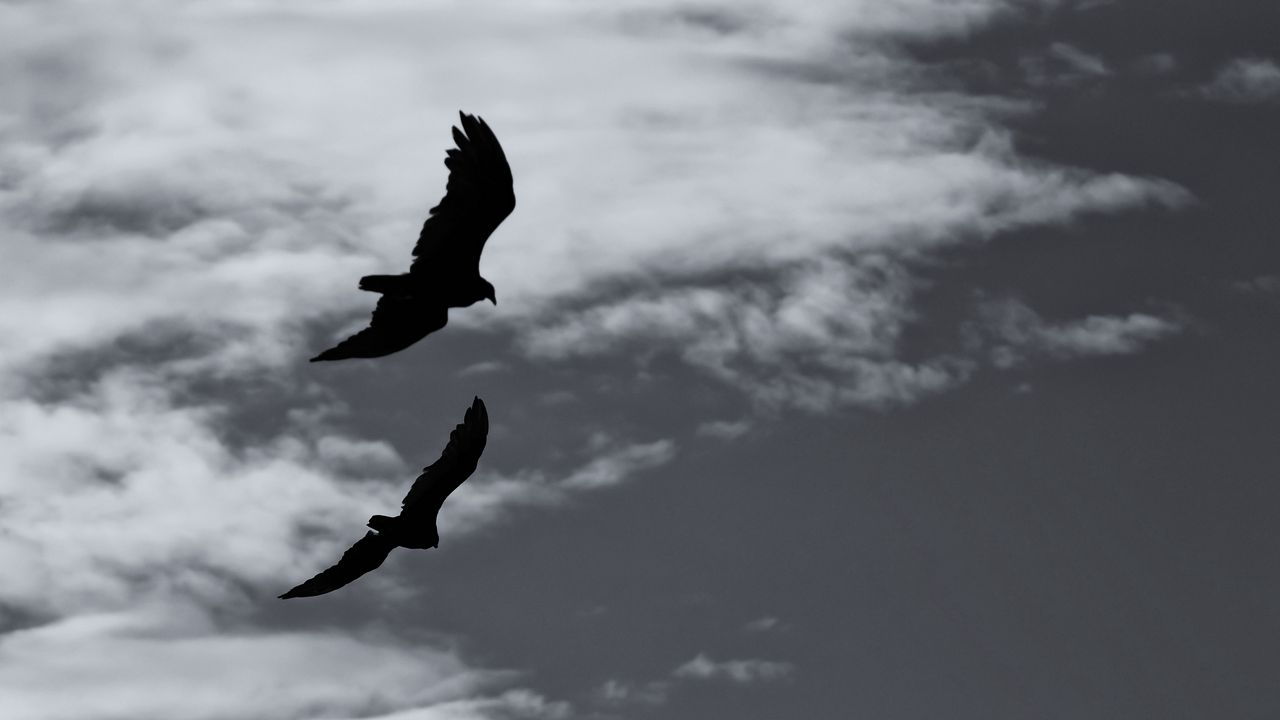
[401,396,489,516]
[410,112,515,277]
[279,532,397,599]
[310,296,447,362]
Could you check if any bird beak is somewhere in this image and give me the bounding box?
[487,292,497,306]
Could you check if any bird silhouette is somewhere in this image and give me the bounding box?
[279,397,489,599]
[311,112,515,361]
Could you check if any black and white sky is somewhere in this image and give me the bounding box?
[2,1,1279,718]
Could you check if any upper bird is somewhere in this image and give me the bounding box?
[279,396,489,599]
[311,112,515,362]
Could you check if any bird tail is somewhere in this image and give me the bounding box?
[367,514,398,533]
[359,274,410,294]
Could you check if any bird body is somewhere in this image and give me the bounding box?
[279,397,489,599]
[311,111,514,362]
[366,513,438,550]
[357,272,495,308]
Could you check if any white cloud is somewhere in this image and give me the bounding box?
[519,258,972,411]
[1197,57,1280,103]
[0,0,1186,391]
[672,653,795,684]
[596,649,794,708]
[0,363,603,720]
[438,438,676,535]
[1234,275,1280,296]
[743,616,782,632]
[1021,42,1110,86]
[343,690,572,720]
[1131,53,1177,77]
[457,361,508,378]
[0,365,677,614]
[0,0,1190,520]
[0,605,515,720]
[596,678,670,707]
[0,369,400,616]
[978,298,1182,366]
[561,438,676,490]
[696,419,753,441]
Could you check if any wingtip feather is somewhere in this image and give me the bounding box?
[471,396,488,432]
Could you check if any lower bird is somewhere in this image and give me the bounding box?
[279,396,489,599]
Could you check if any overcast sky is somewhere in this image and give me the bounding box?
[2,1,1279,719]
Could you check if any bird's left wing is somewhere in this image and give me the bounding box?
[279,531,397,599]
[310,294,448,362]
[410,113,515,277]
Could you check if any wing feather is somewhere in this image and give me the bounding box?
[279,532,397,599]
[410,112,515,277]
[401,397,489,515]
[310,297,448,362]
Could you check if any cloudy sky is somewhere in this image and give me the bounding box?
[2,0,1278,718]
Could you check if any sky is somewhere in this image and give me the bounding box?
[1,0,1278,718]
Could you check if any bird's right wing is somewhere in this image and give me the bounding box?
[279,531,397,599]
[401,396,489,514]
[310,295,448,362]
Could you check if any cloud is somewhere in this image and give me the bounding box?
[743,616,783,632]
[0,0,1187,412]
[0,360,599,720]
[0,605,519,720]
[976,298,1182,367]
[457,361,508,378]
[1020,42,1110,86]
[1232,275,1280,311]
[438,438,677,535]
[483,3,1183,413]
[595,650,794,709]
[596,678,670,707]
[1130,53,1177,77]
[0,363,677,611]
[1196,57,1280,103]
[519,257,973,411]
[672,653,795,684]
[696,419,753,441]
[1234,275,1280,296]
[561,438,677,490]
[342,690,572,720]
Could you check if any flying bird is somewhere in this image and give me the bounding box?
[311,112,515,361]
[279,396,489,599]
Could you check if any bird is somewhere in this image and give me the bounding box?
[311,112,515,361]
[279,396,489,599]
